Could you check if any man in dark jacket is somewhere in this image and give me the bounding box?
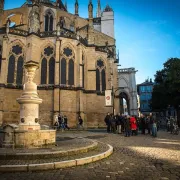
[104,112,111,133]
[116,113,122,134]
[140,114,146,134]
[64,115,70,130]
[124,115,131,137]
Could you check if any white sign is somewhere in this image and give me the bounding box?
[105,90,112,106]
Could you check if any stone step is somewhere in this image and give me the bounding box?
[0,138,98,160]
[0,141,113,172]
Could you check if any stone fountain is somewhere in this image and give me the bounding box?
[0,61,56,148]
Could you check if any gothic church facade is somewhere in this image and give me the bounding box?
[0,0,119,127]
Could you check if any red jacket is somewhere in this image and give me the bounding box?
[130,117,137,130]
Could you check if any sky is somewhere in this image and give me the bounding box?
[4,0,180,84]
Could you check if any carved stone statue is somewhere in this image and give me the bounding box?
[6,18,11,35]
[59,17,65,28]
[29,5,40,33]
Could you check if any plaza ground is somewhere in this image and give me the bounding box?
[0,130,180,180]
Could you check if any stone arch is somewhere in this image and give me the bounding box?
[96,58,106,91]
[119,77,129,88]
[61,42,75,57]
[118,68,138,116]
[96,56,107,69]
[40,43,55,85]
[40,41,55,54]
[44,8,55,31]
[118,89,131,115]
[7,40,25,84]
[60,43,75,86]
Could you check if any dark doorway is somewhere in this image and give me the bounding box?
[119,92,130,115]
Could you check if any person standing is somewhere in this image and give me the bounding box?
[64,115,70,130]
[116,113,122,134]
[104,112,111,133]
[140,114,146,135]
[78,115,83,130]
[124,115,131,137]
[58,114,62,130]
[149,113,154,135]
[152,116,157,137]
[111,114,117,133]
[130,115,137,136]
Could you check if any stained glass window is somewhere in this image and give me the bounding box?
[101,69,106,91]
[96,68,100,91]
[41,58,47,84]
[49,57,55,84]
[16,56,24,84]
[68,59,74,85]
[7,55,15,83]
[45,11,53,32]
[97,60,104,68]
[12,45,22,55]
[61,58,66,85]
[63,47,72,57]
[44,46,53,56]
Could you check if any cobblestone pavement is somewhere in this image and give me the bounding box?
[1,130,180,180]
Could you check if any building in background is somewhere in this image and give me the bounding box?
[0,0,119,127]
[137,79,154,114]
[117,68,138,116]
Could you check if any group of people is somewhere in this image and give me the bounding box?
[54,114,70,131]
[54,114,84,130]
[104,112,158,137]
[166,116,179,135]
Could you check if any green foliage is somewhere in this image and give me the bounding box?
[152,58,180,111]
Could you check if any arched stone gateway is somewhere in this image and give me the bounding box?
[119,92,130,115]
[118,68,138,116]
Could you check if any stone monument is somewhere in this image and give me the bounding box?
[0,61,56,148]
[17,61,42,131]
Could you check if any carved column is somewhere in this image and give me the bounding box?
[17,61,42,130]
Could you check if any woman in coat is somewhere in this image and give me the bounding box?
[130,116,137,135]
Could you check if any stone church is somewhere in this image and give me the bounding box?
[0,0,120,128]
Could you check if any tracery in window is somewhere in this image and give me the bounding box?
[16,56,24,85]
[7,43,24,84]
[45,10,54,32]
[41,45,55,85]
[96,59,106,91]
[60,46,74,85]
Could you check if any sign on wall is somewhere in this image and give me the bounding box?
[105,90,112,106]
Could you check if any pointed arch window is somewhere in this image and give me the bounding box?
[60,47,74,86]
[7,55,15,84]
[40,46,55,85]
[96,59,106,91]
[61,58,66,85]
[101,69,106,91]
[41,58,47,84]
[16,56,24,85]
[7,44,24,85]
[49,57,55,84]
[45,11,54,31]
[68,59,74,85]
[96,68,100,91]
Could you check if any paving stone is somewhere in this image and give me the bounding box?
[0,130,180,180]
